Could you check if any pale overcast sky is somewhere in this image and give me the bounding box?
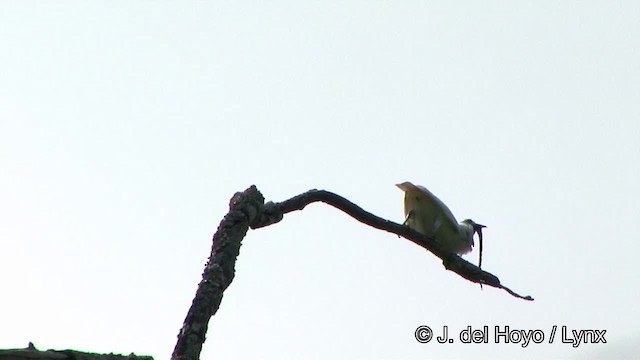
[1,2,639,359]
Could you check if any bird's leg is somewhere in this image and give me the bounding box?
[402,210,414,226]
[398,210,414,238]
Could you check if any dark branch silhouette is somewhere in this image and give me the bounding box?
[171,185,534,360]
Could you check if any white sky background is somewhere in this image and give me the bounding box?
[1,1,639,359]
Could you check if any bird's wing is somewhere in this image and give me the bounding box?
[412,184,460,226]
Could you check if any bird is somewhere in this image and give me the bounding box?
[396,181,486,259]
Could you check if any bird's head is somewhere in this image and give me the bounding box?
[462,219,487,272]
[461,219,486,233]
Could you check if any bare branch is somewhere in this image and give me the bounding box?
[171,186,265,360]
[172,186,533,360]
[252,189,534,301]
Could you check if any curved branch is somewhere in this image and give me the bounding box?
[172,186,533,360]
[252,189,534,301]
